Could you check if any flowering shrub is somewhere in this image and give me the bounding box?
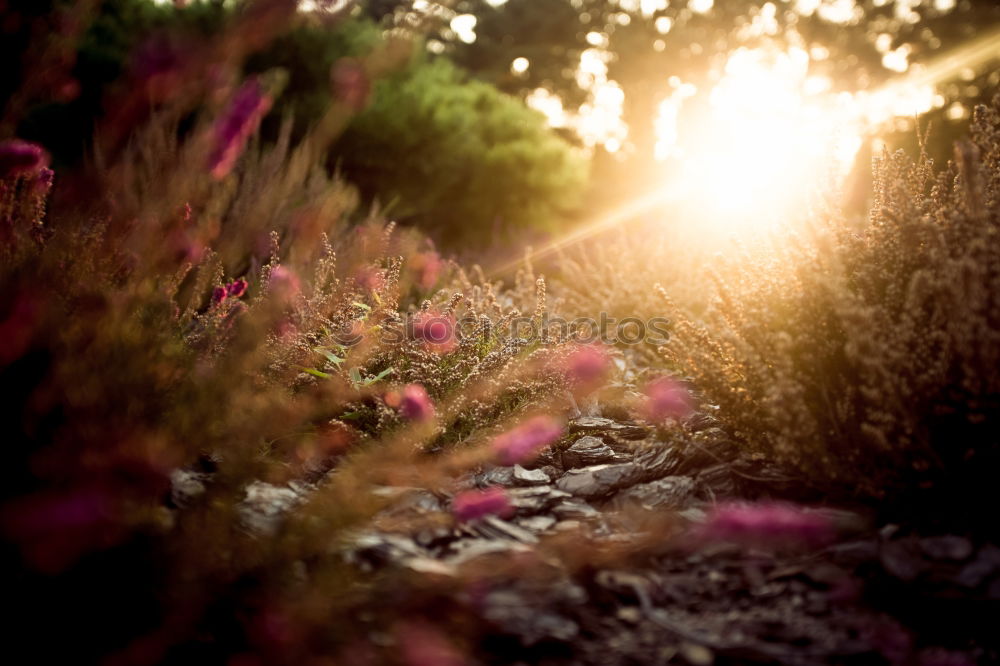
[0,3,597,662]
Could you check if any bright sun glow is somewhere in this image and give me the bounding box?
[522,22,1000,252]
[651,24,1000,237]
[504,22,1000,276]
[658,47,873,230]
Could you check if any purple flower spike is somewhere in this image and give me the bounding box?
[491,415,563,466]
[643,376,694,422]
[562,344,610,391]
[452,487,512,522]
[207,79,272,180]
[0,140,49,179]
[699,501,836,548]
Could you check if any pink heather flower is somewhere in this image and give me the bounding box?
[207,78,272,179]
[562,344,610,391]
[331,58,371,112]
[354,266,385,292]
[268,266,301,300]
[412,310,457,354]
[413,251,443,290]
[491,415,563,466]
[396,621,466,666]
[396,383,434,422]
[452,487,512,522]
[643,376,694,422]
[698,502,836,548]
[226,278,249,298]
[0,140,49,179]
[211,286,228,304]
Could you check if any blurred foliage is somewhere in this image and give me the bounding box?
[449,0,594,109]
[6,0,229,162]
[1,4,594,659]
[246,16,383,138]
[4,0,586,247]
[5,2,1000,661]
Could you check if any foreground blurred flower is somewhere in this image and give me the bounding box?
[491,415,563,465]
[385,383,435,422]
[643,376,694,422]
[268,266,301,301]
[247,603,301,652]
[207,78,272,179]
[412,310,457,354]
[0,139,49,179]
[354,265,385,292]
[411,250,444,290]
[452,487,512,522]
[698,501,835,548]
[560,344,610,394]
[131,35,185,103]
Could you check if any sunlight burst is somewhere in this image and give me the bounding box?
[657,47,866,232]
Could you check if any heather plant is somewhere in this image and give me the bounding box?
[660,100,1000,504]
[0,3,600,661]
[549,221,716,367]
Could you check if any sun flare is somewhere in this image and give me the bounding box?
[657,47,870,234]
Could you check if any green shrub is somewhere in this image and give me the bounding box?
[335,57,587,247]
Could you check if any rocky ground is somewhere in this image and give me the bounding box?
[175,414,1000,665]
